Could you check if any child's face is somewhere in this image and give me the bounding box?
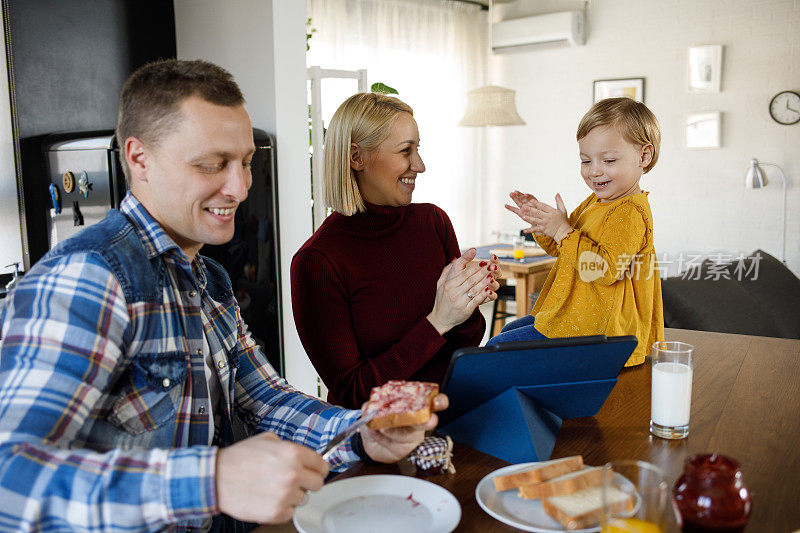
[578,125,651,203]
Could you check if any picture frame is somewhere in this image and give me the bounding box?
[688,45,723,93]
[593,78,645,103]
[686,112,721,149]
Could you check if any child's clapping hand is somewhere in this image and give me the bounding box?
[505,191,573,243]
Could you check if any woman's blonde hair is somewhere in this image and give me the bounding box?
[576,97,661,173]
[323,92,413,215]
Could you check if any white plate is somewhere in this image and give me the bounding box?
[476,462,636,533]
[293,474,461,533]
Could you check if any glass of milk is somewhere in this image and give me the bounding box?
[650,341,694,439]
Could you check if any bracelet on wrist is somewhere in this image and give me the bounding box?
[351,432,378,464]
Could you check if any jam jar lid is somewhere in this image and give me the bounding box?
[683,453,742,480]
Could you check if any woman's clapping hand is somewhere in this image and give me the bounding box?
[426,248,501,335]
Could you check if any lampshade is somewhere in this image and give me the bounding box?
[457,85,526,127]
[744,158,767,189]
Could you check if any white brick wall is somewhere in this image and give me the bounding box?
[485,0,800,276]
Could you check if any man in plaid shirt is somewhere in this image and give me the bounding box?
[0,59,447,532]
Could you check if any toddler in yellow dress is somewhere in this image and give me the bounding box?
[489,97,665,366]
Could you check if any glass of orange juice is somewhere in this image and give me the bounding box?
[601,460,668,533]
[513,237,526,262]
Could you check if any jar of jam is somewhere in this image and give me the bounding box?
[672,454,752,532]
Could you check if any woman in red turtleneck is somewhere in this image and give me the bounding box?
[291,93,500,408]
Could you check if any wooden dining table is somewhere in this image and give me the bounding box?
[256,328,800,532]
[474,243,556,322]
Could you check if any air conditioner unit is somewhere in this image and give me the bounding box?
[492,11,586,50]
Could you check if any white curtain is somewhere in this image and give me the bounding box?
[307,0,488,248]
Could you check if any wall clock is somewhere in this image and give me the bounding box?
[769,90,800,125]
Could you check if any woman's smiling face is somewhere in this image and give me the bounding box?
[354,112,426,207]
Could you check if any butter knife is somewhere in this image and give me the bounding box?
[320,410,377,461]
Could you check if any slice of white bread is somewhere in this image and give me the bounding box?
[365,381,439,430]
[541,485,634,530]
[493,456,584,492]
[518,466,603,500]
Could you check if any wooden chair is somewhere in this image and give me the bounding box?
[490,230,540,336]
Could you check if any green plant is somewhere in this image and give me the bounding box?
[371,82,399,95]
[306,18,316,51]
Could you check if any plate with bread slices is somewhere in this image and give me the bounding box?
[293,474,461,533]
[476,455,638,532]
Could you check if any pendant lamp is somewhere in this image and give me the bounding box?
[457,85,525,127]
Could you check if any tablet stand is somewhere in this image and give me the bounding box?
[438,336,636,464]
[439,387,561,464]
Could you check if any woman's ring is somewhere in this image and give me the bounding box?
[467,291,474,299]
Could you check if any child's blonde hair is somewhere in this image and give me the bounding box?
[576,97,661,174]
[324,92,414,215]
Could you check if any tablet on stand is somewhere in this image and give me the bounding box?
[438,335,638,464]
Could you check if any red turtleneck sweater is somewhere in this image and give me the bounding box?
[291,202,485,408]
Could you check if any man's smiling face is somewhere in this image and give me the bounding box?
[130,96,255,260]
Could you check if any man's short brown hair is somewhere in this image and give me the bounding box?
[577,97,661,174]
[115,59,245,181]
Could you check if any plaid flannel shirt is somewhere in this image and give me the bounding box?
[0,193,360,532]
